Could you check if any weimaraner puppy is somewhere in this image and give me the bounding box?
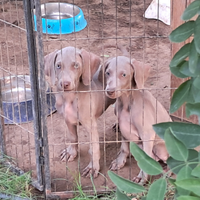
[103,56,171,184]
[44,46,115,178]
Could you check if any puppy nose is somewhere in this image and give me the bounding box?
[107,90,115,96]
[61,81,71,89]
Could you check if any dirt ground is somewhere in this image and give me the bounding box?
[0,0,171,194]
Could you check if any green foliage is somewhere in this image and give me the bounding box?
[191,165,200,177]
[130,142,163,175]
[186,103,200,123]
[170,43,190,68]
[116,188,131,200]
[146,178,166,200]
[107,171,145,194]
[176,179,200,196]
[164,128,188,161]
[153,122,200,148]
[0,162,32,199]
[177,196,200,200]
[169,21,195,43]
[167,149,198,174]
[169,1,200,113]
[107,1,200,199]
[181,0,200,21]
[170,80,191,113]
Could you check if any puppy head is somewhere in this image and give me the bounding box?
[104,56,151,99]
[44,47,101,91]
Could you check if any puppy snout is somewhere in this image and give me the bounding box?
[107,89,115,96]
[61,81,71,90]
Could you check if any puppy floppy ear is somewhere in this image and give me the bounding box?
[98,59,111,84]
[80,49,101,86]
[44,49,58,85]
[131,59,151,89]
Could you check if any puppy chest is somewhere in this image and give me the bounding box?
[118,110,140,141]
[64,103,78,124]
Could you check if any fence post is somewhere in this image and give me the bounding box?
[22,0,44,191]
[0,81,5,159]
[34,0,51,195]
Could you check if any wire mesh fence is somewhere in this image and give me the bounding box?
[0,0,172,198]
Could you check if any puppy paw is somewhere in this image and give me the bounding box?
[109,158,126,171]
[133,177,147,185]
[132,176,142,184]
[109,151,128,171]
[82,162,100,178]
[60,145,77,162]
[132,169,148,185]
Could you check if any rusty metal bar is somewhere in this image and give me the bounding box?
[34,0,51,195]
[22,0,44,191]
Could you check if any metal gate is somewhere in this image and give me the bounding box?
[0,0,49,194]
[0,0,172,199]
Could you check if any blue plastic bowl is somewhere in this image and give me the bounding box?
[34,3,87,34]
[1,75,56,124]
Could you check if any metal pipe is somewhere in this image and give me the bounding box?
[22,0,43,190]
[0,81,5,159]
[35,0,51,193]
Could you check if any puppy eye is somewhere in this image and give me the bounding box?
[74,62,79,68]
[106,71,110,76]
[122,73,126,77]
[57,64,61,69]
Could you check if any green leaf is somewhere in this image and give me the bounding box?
[193,77,200,89]
[180,59,200,77]
[182,0,200,20]
[189,40,199,73]
[186,103,200,123]
[141,198,147,200]
[194,16,200,54]
[199,151,200,161]
[177,196,200,200]
[179,61,195,77]
[170,61,189,78]
[190,79,200,103]
[177,187,191,196]
[146,178,166,200]
[175,179,200,196]
[107,171,145,193]
[167,149,198,174]
[153,122,200,148]
[168,178,176,186]
[169,21,195,43]
[116,188,131,200]
[164,128,188,161]
[170,43,191,68]
[170,79,191,113]
[177,165,193,181]
[130,142,163,175]
[191,165,200,177]
[177,166,193,196]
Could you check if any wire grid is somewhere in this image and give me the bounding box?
[0,0,44,190]
[0,0,172,197]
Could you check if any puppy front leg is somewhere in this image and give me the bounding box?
[110,137,129,170]
[133,134,155,185]
[60,123,78,162]
[82,121,100,178]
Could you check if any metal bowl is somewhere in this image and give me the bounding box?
[34,3,87,34]
[1,75,56,124]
